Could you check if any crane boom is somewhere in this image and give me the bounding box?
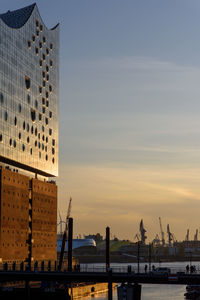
[159,217,165,246]
[58,197,72,271]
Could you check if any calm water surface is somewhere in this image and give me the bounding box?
[81,261,199,300]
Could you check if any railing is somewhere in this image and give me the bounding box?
[80,264,200,274]
[0,261,199,275]
[0,261,57,272]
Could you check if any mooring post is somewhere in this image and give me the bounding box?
[108,268,113,300]
[68,217,73,272]
[133,283,141,300]
[106,226,110,271]
[137,242,140,273]
[148,243,152,272]
[25,280,31,300]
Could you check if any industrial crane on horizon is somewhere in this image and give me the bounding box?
[159,217,165,246]
[140,219,147,245]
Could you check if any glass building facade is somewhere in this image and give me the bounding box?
[0,4,59,177]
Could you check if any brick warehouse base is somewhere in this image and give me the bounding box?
[0,167,57,263]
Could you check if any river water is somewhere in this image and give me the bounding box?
[81,261,200,300]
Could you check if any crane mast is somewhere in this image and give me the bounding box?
[140,219,147,245]
[167,224,173,246]
[185,229,189,241]
[194,229,198,241]
[159,217,165,246]
[58,197,72,271]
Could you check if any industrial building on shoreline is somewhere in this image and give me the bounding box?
[0,3,59,264]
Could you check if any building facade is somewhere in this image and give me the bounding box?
[0,3,59,177]
[0,4,59,263]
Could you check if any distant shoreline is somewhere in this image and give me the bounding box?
[76,255,200,264]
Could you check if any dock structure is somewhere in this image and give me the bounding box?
[0,269,200,299]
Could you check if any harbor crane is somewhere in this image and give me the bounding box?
[159,217,165,246]
[185,229,189,241]
[167,224,176,246]
[58,197,72,271]
[140,219,147,244]
[194,229,198,241]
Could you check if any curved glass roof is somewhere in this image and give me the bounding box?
[0,3,36,29]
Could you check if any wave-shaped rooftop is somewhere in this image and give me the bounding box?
[0,3,36,29]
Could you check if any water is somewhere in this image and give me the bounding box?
[80,261,199,299]
[87,285,186,300]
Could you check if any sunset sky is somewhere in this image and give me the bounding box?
[2,0,200,242]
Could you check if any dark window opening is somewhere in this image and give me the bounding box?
[49,111,52,118]
[39,41,42,49]
[4,111,8,121]
[46,65,49,72]
[40,60,42,67]
[13,140,16,148]
[31,109,36,122]
[27,94,31,104]
[0,92,3,103]
[35,47,39,55]
[42,98,45,105]
[52,139,55,146]
[49,129,52,136]
[9,138,12,146]
[50,60,53,67]
[35,100,38,109]
[18,103,22,113]
[27,137,30,143]
[36,20,39,27]
[42,107,45,114]
[27,123,29,132]
[49,85,52,92]
[19,132,21,139]
[46,100,49,107]
[45,118,48,125]
[43,36,46,43]
[39,113,42,121]
[0,134,2,142]
[14,117,17,126]
[46,91,49,98]
[25,76,30,90]
[46,48,49,55]
[39,86,42,94]
[23,121,26,130]
[50,43,53,50]
[32,35,35,42]
[28,40,31,48]
[22,144,25,151]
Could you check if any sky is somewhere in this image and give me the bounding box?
[2,0,200,242]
